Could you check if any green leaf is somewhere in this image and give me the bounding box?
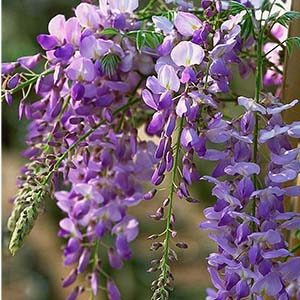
[241,14,254,39]
[144,32,163,49]
[276,11,300,28]
[100,53,121,77]
[99,27,119,36]
[229,1,254,39]
[275,2,286,10]
[285,36,300,54]
[229,1,247,14]
[164,11,175,22]
[136,30,145,52]
[130,30,163,52]
[261,0,271,11]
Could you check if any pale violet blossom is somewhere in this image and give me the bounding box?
[152,16,174,35]
[158,65,180,92]
[238,96,267,114]
[171,41,205,67]
[174,12,202,36]
[109,0,139,14]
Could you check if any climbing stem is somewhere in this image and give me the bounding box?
[252,16,264,225]
[161,117,184,280]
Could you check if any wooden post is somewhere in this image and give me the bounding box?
[282,0,300,255]
[261,2,299,300]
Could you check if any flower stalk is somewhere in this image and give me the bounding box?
[152,117,184,300]
[252,16,265,222]
[8,95,141,255]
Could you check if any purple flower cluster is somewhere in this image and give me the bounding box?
[143,7,245,189]
[56,137,156,298]
[201,96,300,299]
[4,1,158,299]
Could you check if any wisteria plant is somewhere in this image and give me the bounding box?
[2,0,300,299]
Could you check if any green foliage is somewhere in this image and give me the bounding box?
[136,30,145,52]
[99,27,120,37]
[242,13,254,39]
[285,36,300,54]
[229,1,253,39]
[128,30,164,52]
[274,2,286,10]
[100,53,121,77]
[261,0,272,11]
[164,11,175,22]
[276,11,300,28]
[229,1,248,14]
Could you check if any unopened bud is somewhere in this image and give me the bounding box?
[150,242,163,251]
[176,242,188,249]
[144,189,157,200]
[147,267,158,273]
[170,213,176,224]
[162,198,170,207]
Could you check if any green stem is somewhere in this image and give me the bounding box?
[291,242,300,253]
[91,239,100,300]
[263,39,288,58]
[161,117,184,281]
[2,69,53,99]
[252,9,264,228]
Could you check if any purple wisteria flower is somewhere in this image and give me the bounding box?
[4,1,300,300]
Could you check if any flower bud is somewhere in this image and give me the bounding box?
[144,189,157,201]
[176,242,188,249]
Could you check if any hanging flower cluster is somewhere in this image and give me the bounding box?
[2,0,300,299]
[202,96,300,299]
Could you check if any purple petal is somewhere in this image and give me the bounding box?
[142,89,158,110]
[54,44,74,60]
[116,234,131,260]
[146,76,165,94]
[252,272,283,297]
[2,62,19,75]
[66,57,96,82]
[91,272,99,296]
[171,41,204,67]
[288,122,300,138]
[238,96,266,114]
[174,12,202,36]
[108,247,123,269]
[37,34,58,50]
[75,3,101,29]
[262,248,290,259]
[77,248,91,273]
[158,65,180,92]
[147,112,165,134]
[176,96,190,117]
[267,99,298,115]
[62,269,77,288]
[268,169,297,183]
[107,280,121,300]
[17,54,41,69]
[279,257,300,281]
[225,162,260,177]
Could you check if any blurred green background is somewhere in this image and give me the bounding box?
[1,1,260,300]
